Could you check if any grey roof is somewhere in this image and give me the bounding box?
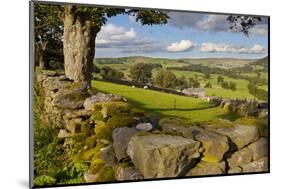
[182,88,205,93]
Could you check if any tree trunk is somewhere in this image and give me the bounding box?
[36,42,48,69]
[63,6,97,86]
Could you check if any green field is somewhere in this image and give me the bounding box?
[95,56,268,100]
[171,70,256,99]
[92,80,240,123]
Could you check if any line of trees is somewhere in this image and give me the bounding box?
[128,64,202,89]
[100,66,124,79]
[168,63,268,86]
[248,81,268,101]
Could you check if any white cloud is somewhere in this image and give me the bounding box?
[96,23,164,53]
[200,43,266,54]
[168,12,268,36]
[166,40,195,52]
[96,24,136,44]
[251,25,268,36]
[196,15,229,32]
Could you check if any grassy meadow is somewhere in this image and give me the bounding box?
[92,80,239,123]
[93,56,268,122]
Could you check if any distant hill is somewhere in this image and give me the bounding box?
[94,56,257,69]
[251,56,268,68]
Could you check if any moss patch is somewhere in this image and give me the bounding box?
[94,166,116,182]
[90,111,105,122]
[130,107,145,116]
[95,123,113,141]
[234,117,268,136]
[82,148,96,161]
[64,82,86,92]
[90,159,105,174]
[85,136,97,149]
[62,92,87,102]
[101,101,131,118]
[91,103,103,112]
[159,117,188,128]
[106,114,133,128]
[202,155,220,163]
[206,119,234,128]
[80,121,92,136]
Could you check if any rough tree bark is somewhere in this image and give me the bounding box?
[36,42,48,69]
[63,5,97,86]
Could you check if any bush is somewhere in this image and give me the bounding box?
[221,81,229,89]
[129,63,153,84]
[154,69,177,88]
[229,81,237,91]
[204,81,212,88]
[34,175,56,186]
[100,66,124,79]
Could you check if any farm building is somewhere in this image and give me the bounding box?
[182,88,205,98]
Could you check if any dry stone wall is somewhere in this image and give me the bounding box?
[35,70,269,183]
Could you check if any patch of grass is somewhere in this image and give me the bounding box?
[92,80,238,123]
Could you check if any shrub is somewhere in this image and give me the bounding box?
[34,175,56,186]
[204,81,212,88]
[154,69,177,88]
[129,63,153,84]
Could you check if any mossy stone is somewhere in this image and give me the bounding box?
[80,121,92,136]
[90,111,104,122]
[130,108,145,116]
[94,166,116,182]
[82,148,96,161]
[101,101,131,118]
[207,119,233,128]
[159,117,188,128]
[85,136,97,149]
[91,103,103,112]
[54,92,87,109]
[202,154,220,163]
[90,159,105,174]
[91,141,107,160]
[95,123,113,141]
[106,114,133,128]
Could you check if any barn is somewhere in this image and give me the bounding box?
[182,88,205,98]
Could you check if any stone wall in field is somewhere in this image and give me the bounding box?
[35,69,269,183]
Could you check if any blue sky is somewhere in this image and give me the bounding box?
[95,11,268,59]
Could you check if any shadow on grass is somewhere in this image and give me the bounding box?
[215,113,241,121]
[144,105,219,112]
[94,86,239,122]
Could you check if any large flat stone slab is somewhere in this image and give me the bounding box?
[161,124,229,163]
[209,124,259,150]
[127,134,200,178]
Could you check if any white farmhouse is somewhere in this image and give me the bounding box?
[182,88,205,98]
